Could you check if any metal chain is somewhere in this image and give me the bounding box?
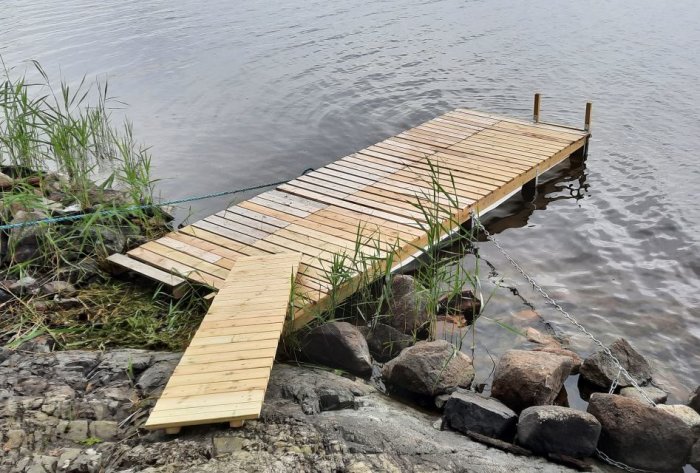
[595,449,658,473]
[609,368,622,394]
[471,213,657,408]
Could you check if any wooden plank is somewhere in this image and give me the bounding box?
[222,205,291,229]
[127,247,224,289]
[165,367,270,387]
[179,226,271,256]
[144,253,301,432]
[106,253,186,288]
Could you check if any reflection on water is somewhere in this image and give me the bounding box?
[2,0,699,399]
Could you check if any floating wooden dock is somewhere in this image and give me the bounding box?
[144,253,300,432]
[111,103,591,432]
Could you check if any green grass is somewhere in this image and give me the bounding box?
[1,280,207,351]
[1,59,167,275]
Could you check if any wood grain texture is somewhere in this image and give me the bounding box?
[144,253,300,431]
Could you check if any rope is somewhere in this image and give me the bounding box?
[0,168,315,231]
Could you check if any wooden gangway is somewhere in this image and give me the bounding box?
[144,253,300,433]
[110,104,591,431]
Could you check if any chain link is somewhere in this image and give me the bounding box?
[471,213,657,408]
[595,449,658,473]
[609,368,622,394]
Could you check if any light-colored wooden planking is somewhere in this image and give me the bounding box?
[113,107,589,433]
[112,107,588,321]
[144,252,300,431]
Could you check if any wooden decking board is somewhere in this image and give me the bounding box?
[113,107,589,432]
[144,253,300,431]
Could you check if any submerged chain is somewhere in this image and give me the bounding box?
[595,449,657,473]
[470,213,657,408]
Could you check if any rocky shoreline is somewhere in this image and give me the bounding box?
[2,342,592,473]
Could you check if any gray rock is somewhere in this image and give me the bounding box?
[690,385,700,414]
[302,322,372,376]
[269,361,373,415]
[691,438,700,470]
[55,257,103,286]
[6,212,47,264]
[385,275,430,336]
[81,225,127,255]
[491,350,573,412]
[90,420,118,441]
[15,376,50,396]
[442,390,517,440]
[587,393,693,471]
[26,455,58,473]
[0,171,13,189]
[8,276,39,296]
[68,447,102,473]
[40,281,78,297]
[56,448,82,471]
[382,340,474,396]
[16,335,55,353]
[579,338,652,389]
[213,436,245,456]
[3,429,26,450]
[619,385,667,405]
[57,420,89,442]
[362,322,414,362]
[136,360,179,395]
[517,406,601,458]
[657,404,700,440]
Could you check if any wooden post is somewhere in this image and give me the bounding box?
[533,93,541,123]
[584,102,592,131]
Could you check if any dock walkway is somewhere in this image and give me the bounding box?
[144,253,300,432]
[111,105,590,431]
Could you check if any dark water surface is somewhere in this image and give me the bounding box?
[3,0,699,400]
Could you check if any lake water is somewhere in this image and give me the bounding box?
[2,0,699,401]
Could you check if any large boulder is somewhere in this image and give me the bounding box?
[302,322,372,376]
[657,404,700,440]
[691,439,700,470]
[491,350,573,413]
[531,345,582,375]
[442,390,517,440]
[587,393,693,471]
[579,338,652,389]
[382,340,474,396]
[385,275,430,336]
[361,323,414,362]
[517,406,601,458]
[690,385,700,414]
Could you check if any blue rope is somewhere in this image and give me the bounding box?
[0,169,314,231]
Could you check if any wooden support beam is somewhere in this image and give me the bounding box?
[533,93,541,123]
[584,102,592,131]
